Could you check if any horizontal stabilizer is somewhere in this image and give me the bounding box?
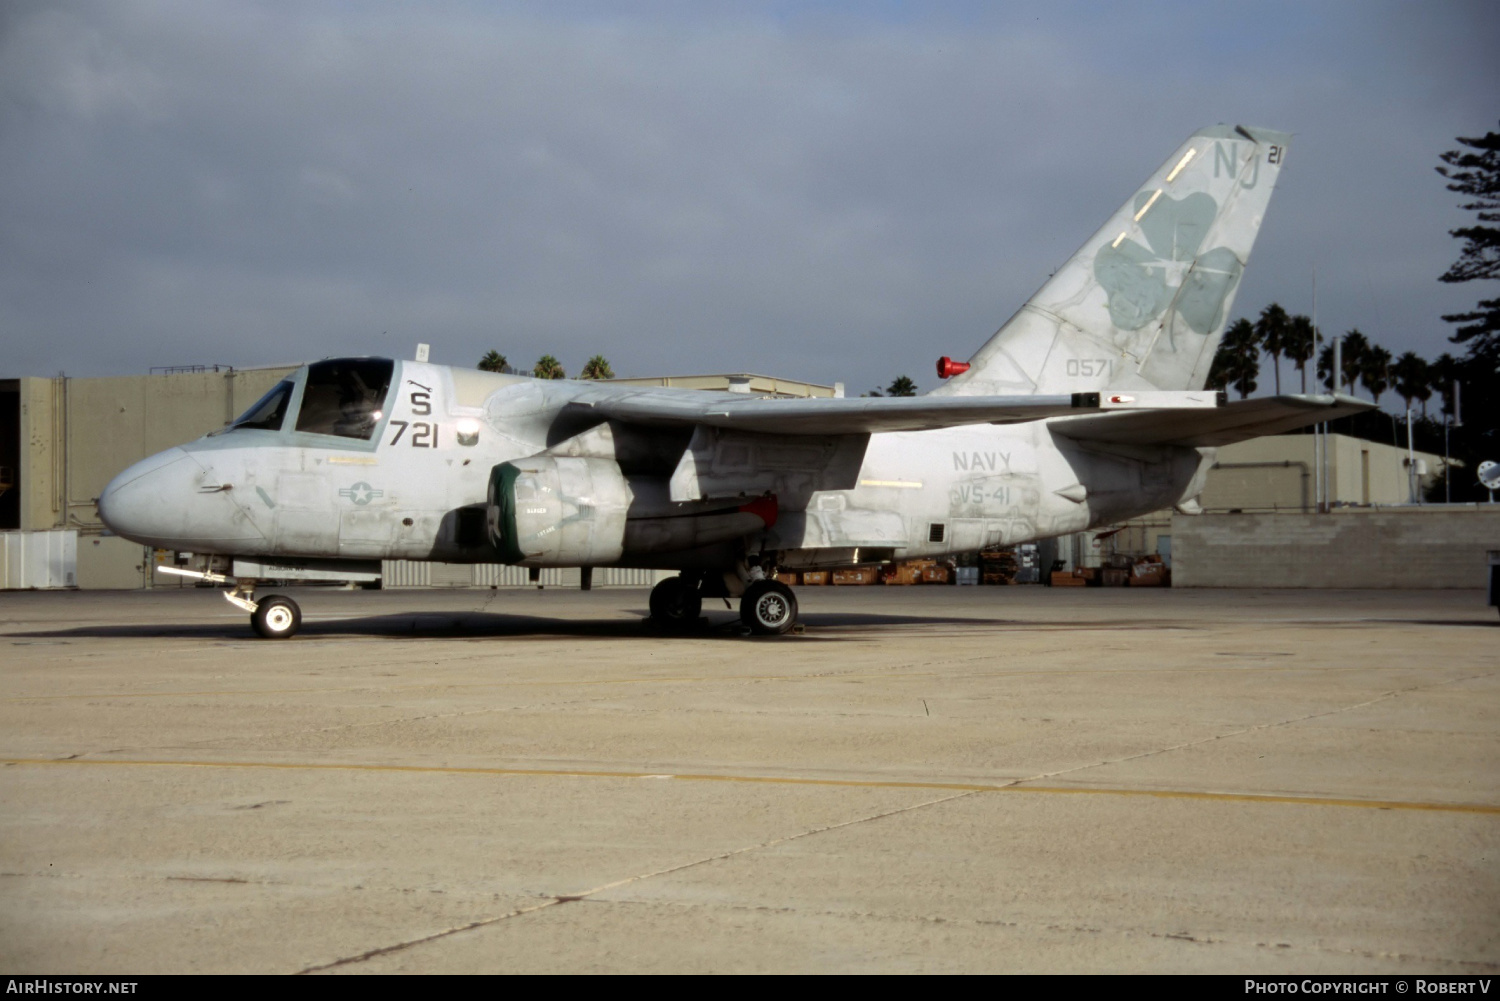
[1048,394,1375,448]
[581,387,1216,436]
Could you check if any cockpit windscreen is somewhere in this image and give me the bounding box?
[294,359,394,440]
[230,379,294,432]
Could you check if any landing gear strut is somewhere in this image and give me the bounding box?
[740,579,797,635]
[154,566,303,640]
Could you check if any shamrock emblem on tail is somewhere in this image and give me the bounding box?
[1093,190,1244,341]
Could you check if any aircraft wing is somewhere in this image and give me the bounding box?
[581,388,1215,436]
[1048,394,1376,448]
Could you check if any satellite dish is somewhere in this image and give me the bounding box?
[1480,461,1500,491]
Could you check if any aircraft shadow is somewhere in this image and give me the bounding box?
[10,609,1493,643]
[6,609,993,642]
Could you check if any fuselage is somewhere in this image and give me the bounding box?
[98,358,1206,570]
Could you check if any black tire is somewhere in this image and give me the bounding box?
[648,576,702,627]
[252,594,302,639]
[740,580,797,635]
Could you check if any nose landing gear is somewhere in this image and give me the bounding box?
[154,566,303,639]
[251,594,302,639]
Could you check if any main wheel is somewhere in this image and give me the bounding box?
[740,580,797,635]
[252,594,302,639]
[648,576,702,628]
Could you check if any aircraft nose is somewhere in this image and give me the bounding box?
[98,448,206,546]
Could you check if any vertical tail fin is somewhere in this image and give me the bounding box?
[934,125,1291,397]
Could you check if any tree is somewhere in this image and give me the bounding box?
[1206,338,1234,394]
[1339,329,1368,392]
[1254,303,1291,394]
[1316,343,1335,391]
[1391,352,1431,414]
[1437,125,1500,363]
[579,355,614,380]
[533,355,566,379]
[886,375,917,397]
[1218,318,1260,398]
[1360,345,1392,406]
[1284,314,1317,393]
[1430,353,1460,420]
[478,351,509,373]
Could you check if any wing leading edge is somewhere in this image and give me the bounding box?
[581,388,1217,436]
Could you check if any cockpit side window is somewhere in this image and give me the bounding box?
[294,359,394,440]
[230,379,295,432]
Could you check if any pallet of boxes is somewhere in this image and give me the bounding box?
[881,559,929,585]
[979,549,1019,585]
[1127,554,1170,587]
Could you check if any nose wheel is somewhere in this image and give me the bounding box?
[740,579,797,635]
[251,594,302,639]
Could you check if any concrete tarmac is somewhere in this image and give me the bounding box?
[1,585,1496,974]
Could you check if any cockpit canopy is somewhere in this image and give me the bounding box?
[227,358,394,441]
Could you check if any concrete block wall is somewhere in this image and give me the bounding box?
[1172,506,1500,588]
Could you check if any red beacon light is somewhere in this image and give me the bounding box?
[936,356,970,379]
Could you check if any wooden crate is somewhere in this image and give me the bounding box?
[831,568,879,585]
[801,571,828,586]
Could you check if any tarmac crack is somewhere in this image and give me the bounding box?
[293,789,977,974]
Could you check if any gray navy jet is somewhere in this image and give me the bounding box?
[98,124,1370,638]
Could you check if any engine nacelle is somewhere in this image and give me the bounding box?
[489,456,629,565]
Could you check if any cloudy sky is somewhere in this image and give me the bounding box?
[1,1,1494,398]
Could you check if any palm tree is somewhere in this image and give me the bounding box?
[1339,329,1369,393]
[1220,318,1261,398]
[1391,352,1429,413]
[579,355,614,380]
[1254,303,1290,394]
[1431,354,1460,420]
[532,355,566,379]
[886,375,917,397]
[1360,345,1392,405]
[1284,314,1317,393]
[478,351,509,373]
[1207,339,1234,394]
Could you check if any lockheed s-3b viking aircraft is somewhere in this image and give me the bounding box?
[98,125,1370,638]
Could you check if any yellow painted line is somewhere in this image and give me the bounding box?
[327,456,378,466]
[4,757,1496,815]
[859,479,923,489]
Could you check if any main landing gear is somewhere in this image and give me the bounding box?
[740,579,797,636]
[647,573,799,636]
[648,574,702,628]
[154,566,303,640]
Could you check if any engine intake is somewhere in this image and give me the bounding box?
[489,457,629,565]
